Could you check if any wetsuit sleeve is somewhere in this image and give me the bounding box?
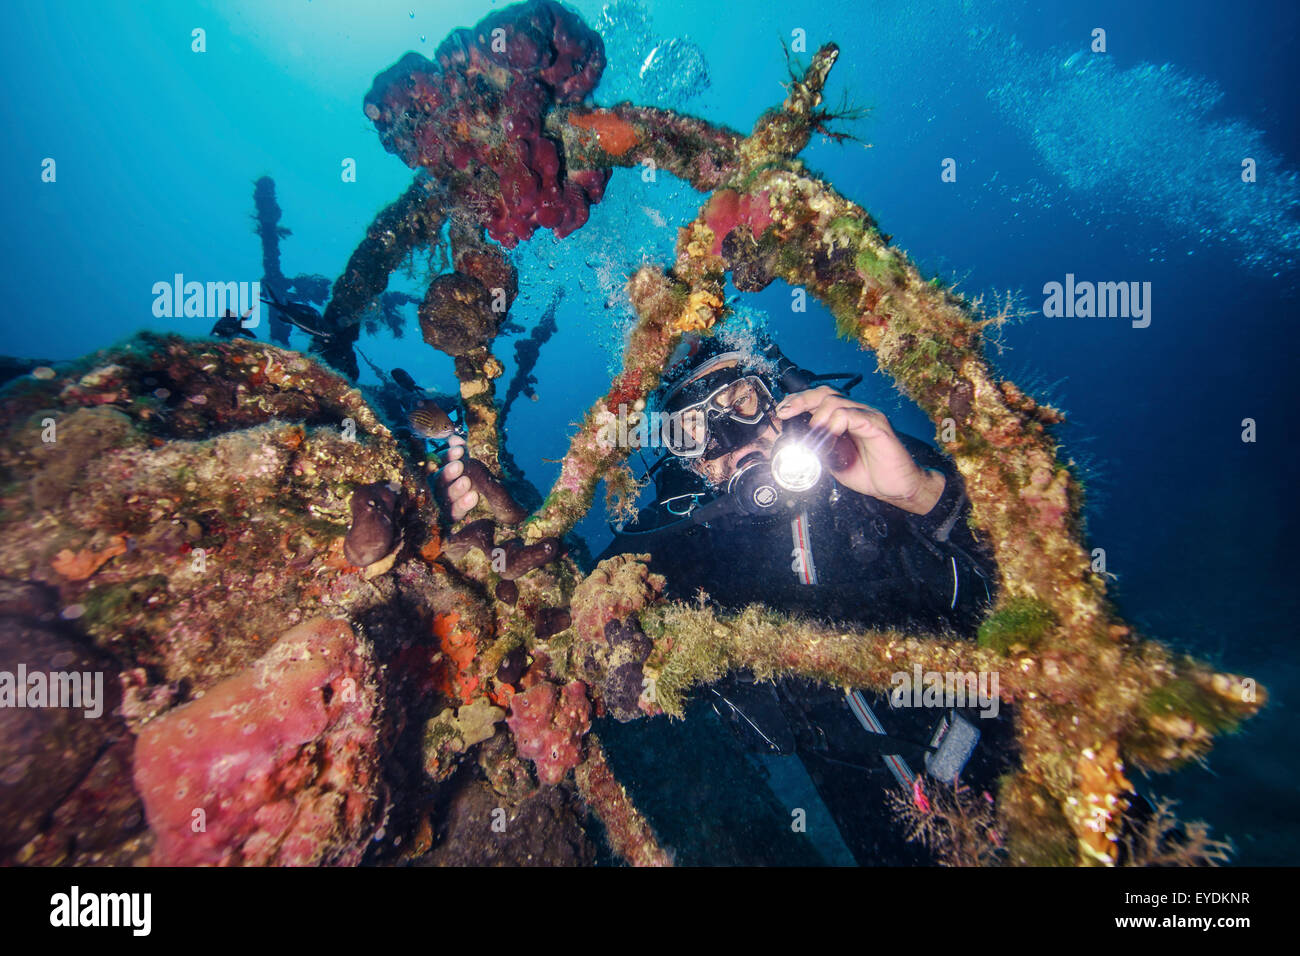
[913,460,972,543]
[895,434,973,541]
[890,434,999,625]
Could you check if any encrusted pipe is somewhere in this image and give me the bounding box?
[574,735,671,867]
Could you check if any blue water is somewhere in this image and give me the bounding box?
[3,0,1297,863]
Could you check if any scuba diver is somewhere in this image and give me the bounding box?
[438,335,1007,864]
[603,337,996,632]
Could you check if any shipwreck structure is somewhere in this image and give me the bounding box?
[0,0,1261,867]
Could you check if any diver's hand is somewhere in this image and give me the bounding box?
[775,387,945,515]
[434,435,480,522]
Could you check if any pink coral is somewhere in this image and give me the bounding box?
[364,0,608,248]
[557,453,592,494]
[702,189,774,254]
[506,680,591,785]
[132,618,382,866]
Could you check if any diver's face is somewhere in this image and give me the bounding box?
[693,417,783,486]
[671,366,781,485]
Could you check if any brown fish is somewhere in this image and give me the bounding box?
[408,400,456,440]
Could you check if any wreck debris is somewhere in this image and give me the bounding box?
[501,287,563,423]
[574,736,671,867]
[0,2,1265,869]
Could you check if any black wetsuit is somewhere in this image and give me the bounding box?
[598,433,1007,865]
[603,434,995,632]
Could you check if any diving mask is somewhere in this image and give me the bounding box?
[662,373,776,460]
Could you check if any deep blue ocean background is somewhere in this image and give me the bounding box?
[2,0,1297,864]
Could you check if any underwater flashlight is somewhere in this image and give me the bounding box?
[770,441,822,492]
[770,414,843,493]
[712,414,860,522]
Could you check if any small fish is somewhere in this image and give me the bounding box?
[210,309,257,340]
[408,399,456,440]
[391,367,421,392]
[261,286,333,339]
[31,366,56,380]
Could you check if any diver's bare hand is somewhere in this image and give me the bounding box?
[434,435,480,521]
[776,386,945,515]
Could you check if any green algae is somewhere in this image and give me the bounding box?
[998,774,1076,867]
[822,281,864,337]
[977,597,1056,654]
[1143,677,1243,737]
[81,574,171,655]
[854,243,907,287]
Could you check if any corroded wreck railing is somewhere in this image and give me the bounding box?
[495,44,1262,866]
[330,15,1260,866]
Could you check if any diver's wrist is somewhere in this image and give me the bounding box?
[884,468,945,515]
